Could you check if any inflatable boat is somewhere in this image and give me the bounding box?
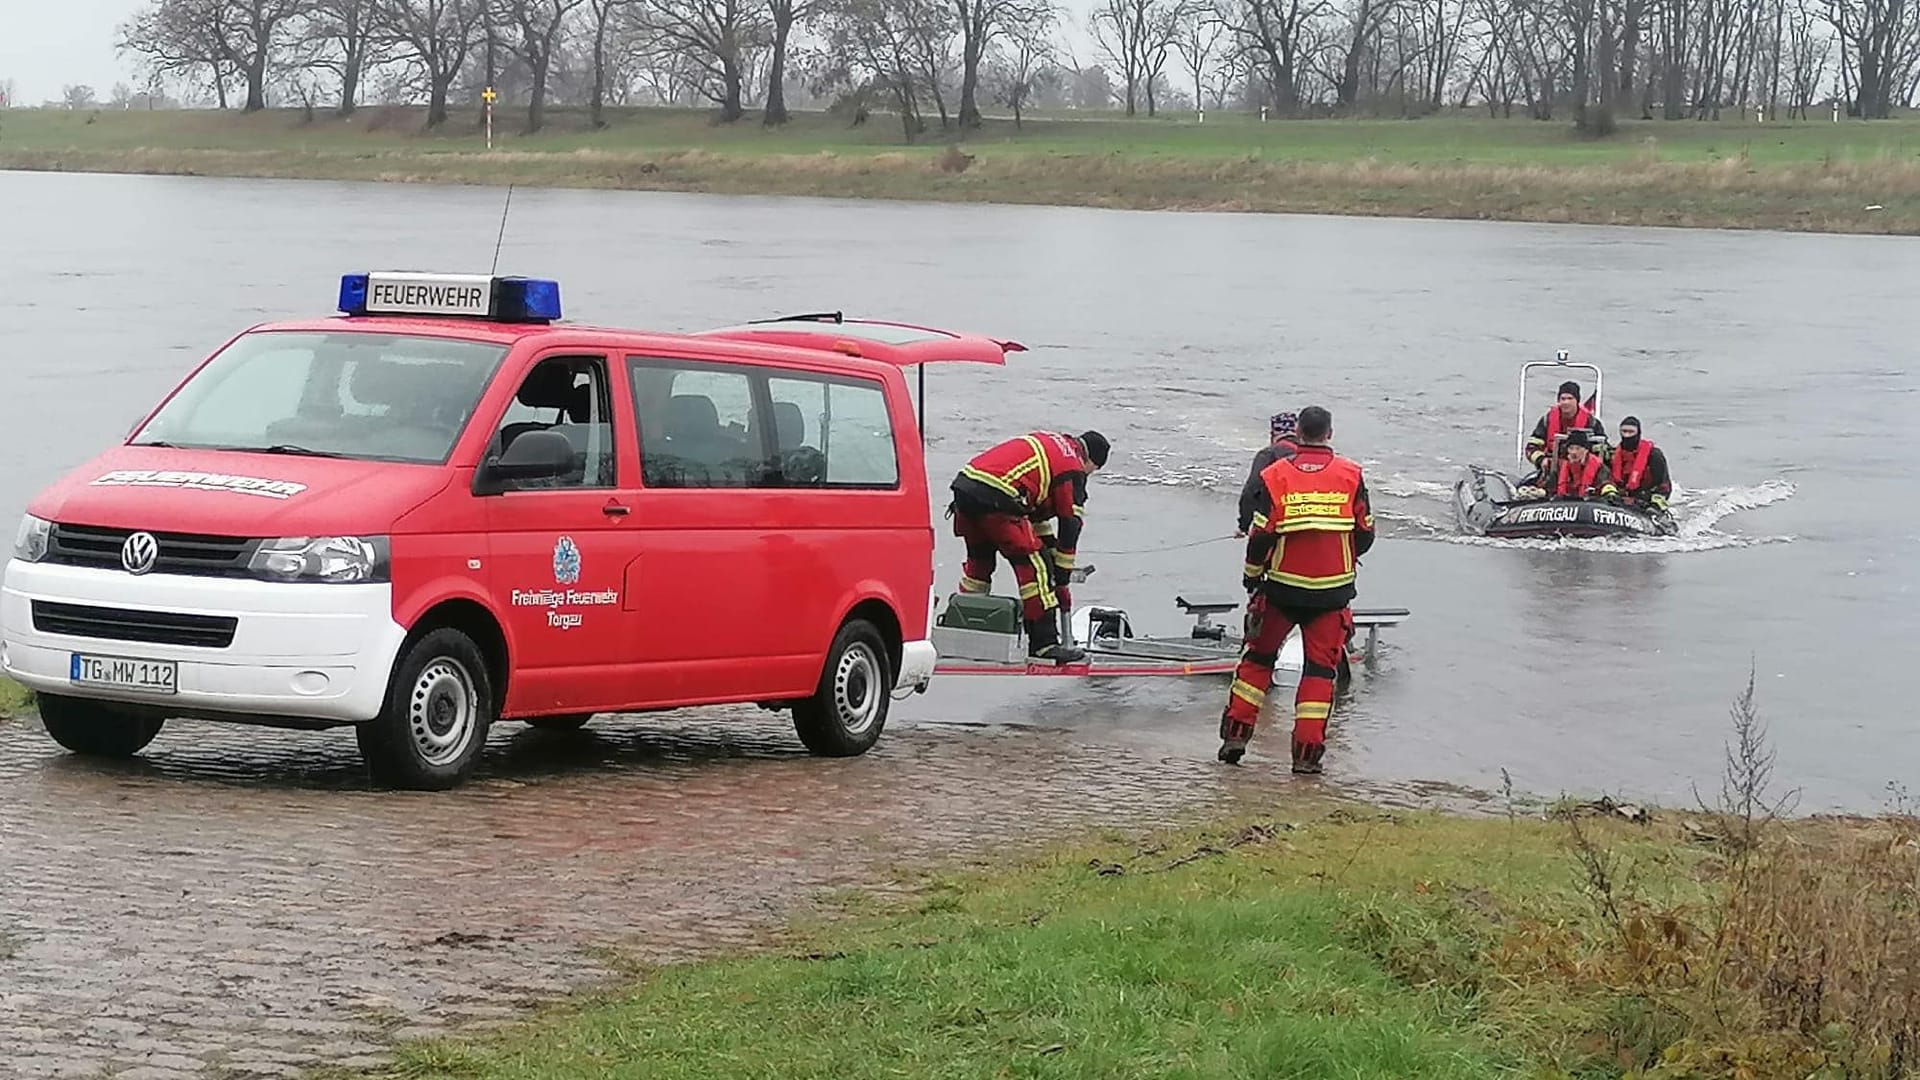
[1452,350,1677,541]
[1453,465,1676,540]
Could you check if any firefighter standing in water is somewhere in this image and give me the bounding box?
[1220,406,1373,774]
[949,430,1110,664]
[1525,379,1607,479]
[1610,415,1673,511]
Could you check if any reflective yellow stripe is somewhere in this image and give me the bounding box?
[1242,562,1263,579]
[1035,518,1057,538]
[1028,553,1057,606]
[959,575,990,593]
[1230,679,1266,707]
[1295,701,1332,719]
[960,435,1053,509]
[1053,551,1076,570]
[1266,568,1356,588]
[1250,512,1270,530]
[1019,436,1053,495]
[959,465,1021,500]
[1018,582,1043,599]
[1276,518,1355,534]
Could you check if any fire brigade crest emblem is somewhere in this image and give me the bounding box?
[552,536,581,586]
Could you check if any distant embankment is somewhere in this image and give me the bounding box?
[5,105,1920,233]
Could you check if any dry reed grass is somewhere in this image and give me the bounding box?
[1513,674,1920,1078]
[5,144,1917,233]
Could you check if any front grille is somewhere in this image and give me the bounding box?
[47,524,255,577]
[32,600,238,648]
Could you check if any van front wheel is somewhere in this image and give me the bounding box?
[357,628,495,790]
[792,619,892,757]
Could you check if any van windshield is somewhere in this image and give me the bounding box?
[130,330,508,464]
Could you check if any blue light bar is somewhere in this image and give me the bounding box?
[336,272,562,323]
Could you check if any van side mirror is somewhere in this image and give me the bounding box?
[475,430,573,494]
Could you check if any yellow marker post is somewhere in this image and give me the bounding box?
[481,86,497,150]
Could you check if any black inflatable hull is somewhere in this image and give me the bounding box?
[1453,466,1676,540]
[1481,498,1672,539]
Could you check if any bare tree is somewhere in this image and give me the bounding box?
[984,4,1057,122]
[63,84,99,108]
[1821,0,1917,115]
[119,0,240,109]
[1172,3,1226,109]
[764,0,827,122]
[376,0,488,126]
[631,0,769,120]
[817,0,958,136]
[303,0,385,115]
[952,0,1052,125]
[1092,0,1188,113]
[1222,0,1326,111]
[495,0,587,129]
[584,0,629,124]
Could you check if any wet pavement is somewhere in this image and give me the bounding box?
[0,707,1453,1078]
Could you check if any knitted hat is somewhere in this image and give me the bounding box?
[1079,430,1110,468]
[1270,411,1298,438]
[1563,428,1591,449]
[1557,381,1581,400]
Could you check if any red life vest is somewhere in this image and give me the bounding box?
[1611,439,1653,490]
[1545,404,1593,454]
[1555,454,1604,498]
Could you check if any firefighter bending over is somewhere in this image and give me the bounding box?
[1219,406,1374,774]
[949,430,1110,664]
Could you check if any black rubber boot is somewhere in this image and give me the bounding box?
[1218,717,1254,765]
[1291,740,1325,775]
[1027,616,1085,665]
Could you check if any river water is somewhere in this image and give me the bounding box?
[1,169,1913,814]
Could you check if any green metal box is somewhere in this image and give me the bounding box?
[936,593,1022,634]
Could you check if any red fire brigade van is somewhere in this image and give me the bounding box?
[1,272,1015,789]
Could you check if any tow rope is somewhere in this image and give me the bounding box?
[1081,534,1240,556]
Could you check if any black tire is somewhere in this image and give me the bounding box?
[38,693,165,757]
[525,713,591,731]
[792,619,892,757]
[356,627,495,791]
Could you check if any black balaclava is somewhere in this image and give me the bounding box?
[1618,416,1642,450]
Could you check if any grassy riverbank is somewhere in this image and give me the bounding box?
[8,106,1920,233]
[360,687,1920,1080]
[0,678,32,718]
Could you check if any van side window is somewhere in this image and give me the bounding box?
[766,375,900,489]
[490,355,616,490]
[629,360,771,489]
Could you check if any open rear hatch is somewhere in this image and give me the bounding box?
[698,312,1025,440]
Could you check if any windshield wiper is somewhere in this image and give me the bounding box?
[232,444,349,459]
[131,440,177,448]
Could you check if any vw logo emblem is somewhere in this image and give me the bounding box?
[121,531,159,575]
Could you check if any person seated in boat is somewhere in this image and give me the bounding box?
[1610,415,1672,513]
[1514,429,1618,501]
[1524,380,1607,478]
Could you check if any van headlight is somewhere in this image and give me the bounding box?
[247,536,390,583]
[12,515,51,563]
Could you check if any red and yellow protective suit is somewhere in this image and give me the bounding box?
[1224,443,1375,771]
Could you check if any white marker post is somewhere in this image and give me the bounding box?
[482,86,497,150]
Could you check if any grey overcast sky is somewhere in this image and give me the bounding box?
[3,0,1108,108]
[3,0,141,105]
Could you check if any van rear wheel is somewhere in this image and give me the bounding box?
[357,627,495,790]
[793,619,892,757]
[38,694,165,757]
